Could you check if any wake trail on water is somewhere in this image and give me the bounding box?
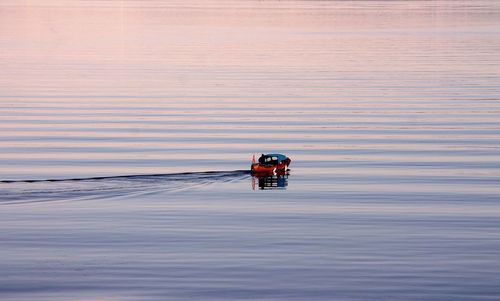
[0,170,250,205]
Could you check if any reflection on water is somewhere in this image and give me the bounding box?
[252,173,289,190]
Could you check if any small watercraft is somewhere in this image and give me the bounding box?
[251,153,291,175]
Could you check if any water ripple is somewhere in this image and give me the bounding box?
[0,170,250,205]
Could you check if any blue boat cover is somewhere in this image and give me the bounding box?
[265,153,287,162]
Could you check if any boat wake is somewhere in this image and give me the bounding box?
[0,170,250,205]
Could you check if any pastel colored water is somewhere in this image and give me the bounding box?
[1,1,500,300]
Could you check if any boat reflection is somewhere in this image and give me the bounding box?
[251,172,289,190]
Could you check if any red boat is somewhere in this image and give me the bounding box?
[251,153,291,175]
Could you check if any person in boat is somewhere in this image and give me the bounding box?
[258,154,279,165]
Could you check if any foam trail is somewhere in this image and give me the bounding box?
[0,170,250,183]
[0,170,250,205]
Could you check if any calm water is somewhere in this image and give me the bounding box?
[1,1,500,300]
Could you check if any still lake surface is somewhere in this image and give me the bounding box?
[1,1,500,300]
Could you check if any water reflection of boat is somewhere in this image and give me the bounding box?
[252,172,289,190]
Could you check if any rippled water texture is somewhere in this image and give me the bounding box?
[1,1,500,300]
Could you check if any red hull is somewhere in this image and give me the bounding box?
[251,158,291,175]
